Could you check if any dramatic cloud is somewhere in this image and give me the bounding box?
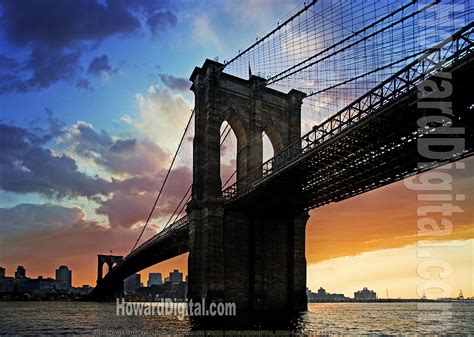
[97,165,192,229]
[123,86,192,153]
[159,74,190,91]
[147,11,177,37]
[0,123,112,198]
[0,0,178,93]
[0,203,89,234]
[63,121,169,176]
[0,0,141,48]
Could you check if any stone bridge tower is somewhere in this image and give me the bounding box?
[187,59,308,310]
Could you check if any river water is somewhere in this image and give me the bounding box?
[0,302,473,335]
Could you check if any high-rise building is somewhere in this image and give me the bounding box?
[147,273,162,287]
[124,274,141,293]
[15,266,26,279]
[0,267,5,278]
[169,270,183,284]
[55,266,72,288]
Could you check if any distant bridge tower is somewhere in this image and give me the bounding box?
[187,59,308,310]
[97,255,123,284]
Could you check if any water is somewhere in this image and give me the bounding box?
[0,302,473,335]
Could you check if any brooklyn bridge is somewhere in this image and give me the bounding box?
[90,0,474,310]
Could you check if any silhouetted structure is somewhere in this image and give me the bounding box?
[147,273,162,287]
[0,267,14,294]
[354,287,377,300]
[56,266,72,288]
[124,274,140,294]
[169,269,183,284]
[307,287,348,301]
[15,266,26,279]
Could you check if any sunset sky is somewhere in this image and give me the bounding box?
[0,0,472,299]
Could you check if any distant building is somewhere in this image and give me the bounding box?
[0,275,14,293]
[169,270,183,284]
[354,287,377,300]
[307,287,348,301]
[15,266,26,279]
[72,285,93,296]
[22,277,57,295]
[0,267,5,278]
[124,274,141,294]
[147,273,162,287]
[55,266,72,288]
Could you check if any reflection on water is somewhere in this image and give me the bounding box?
[0,302,473,335]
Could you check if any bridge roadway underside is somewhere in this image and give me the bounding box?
[227,55,474,212]
[90,224,189,299]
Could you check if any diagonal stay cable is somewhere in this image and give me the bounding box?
[267,0,437,85]
[130,109,195,253]
[305,49,426,98]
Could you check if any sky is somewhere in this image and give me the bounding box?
[0,0,472,299]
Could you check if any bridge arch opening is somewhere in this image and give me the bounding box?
[101,263,109,278]
[262,131,275,163]
[220,121,237,189]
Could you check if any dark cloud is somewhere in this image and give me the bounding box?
[0,47,82,94]
[0,123,112,198]
[0,203,85,234]
[0,0,177,94]
[0,55,20,70]
[88,54,117,76]
[0,0,141,48]
[147,11,177,37]
[159,74,190,91]
[27,47,82,89]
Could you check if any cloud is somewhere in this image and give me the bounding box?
[159,74,190,91]
[62,121,169,176]
[0,123,112,198]
[0,203,89,234]
[0,0,178,94]
[96,165,192,229]
[123,86,192,153]
[87,54,117,78]
[147,11,177,37]
[0,0,141,48]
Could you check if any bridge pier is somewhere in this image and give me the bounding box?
[188,203,308,310]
